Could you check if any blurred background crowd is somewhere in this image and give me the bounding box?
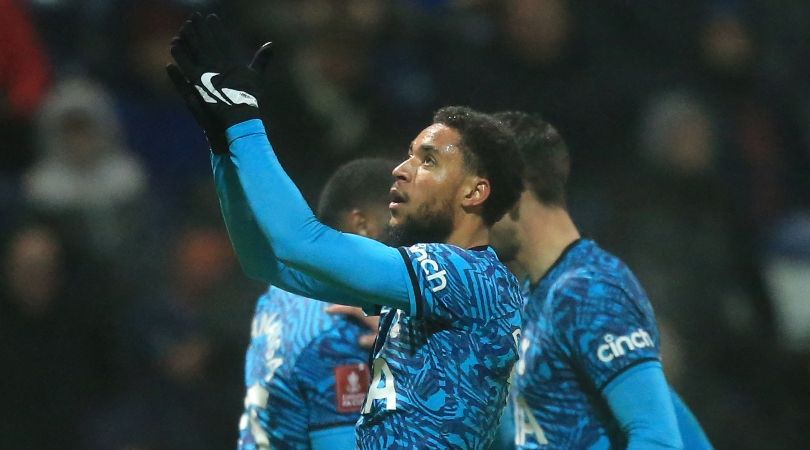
[0,0,808,448]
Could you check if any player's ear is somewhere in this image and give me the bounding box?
[461,177,490,209]
[345,208,370,237]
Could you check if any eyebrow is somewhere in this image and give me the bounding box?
[408,143,439,155]
[419,144,438,154]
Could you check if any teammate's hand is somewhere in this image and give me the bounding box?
[326,305,379,349]
[169,13,263,130]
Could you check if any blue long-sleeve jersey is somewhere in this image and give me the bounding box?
[238,287,368,450]
[510,239,712,449]
[214,120,523,449]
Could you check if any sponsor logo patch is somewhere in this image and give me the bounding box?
[596,328,655,363]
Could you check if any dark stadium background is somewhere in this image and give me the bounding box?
[1,0,808,448]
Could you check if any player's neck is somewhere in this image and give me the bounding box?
[445,214,489,249]
[518,201,580,285]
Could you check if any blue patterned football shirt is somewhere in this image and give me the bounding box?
[356,243,523,450]
[239,286,370,450]
[512,239,662,449]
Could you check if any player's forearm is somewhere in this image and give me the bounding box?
[603,362,683,450]
[212,152,376,307]
[213,151,284,282]
[225,120,411,310]
[670,390,713,449]
[273,264,380,307]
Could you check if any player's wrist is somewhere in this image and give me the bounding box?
[226,118,267,145]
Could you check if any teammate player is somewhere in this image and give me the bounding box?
[235,158,394,449]
[490,111,712,449]
[168,13,525,449]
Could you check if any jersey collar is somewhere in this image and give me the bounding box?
[531,238,585,290]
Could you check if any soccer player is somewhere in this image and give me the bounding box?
[167,13,525,449]
[490,111,713,449]
[237,158,395,449]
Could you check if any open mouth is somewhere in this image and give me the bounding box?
[389,189,407,209]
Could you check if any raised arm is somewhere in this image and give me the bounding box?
[225,120,414,312]
[212,151,393,309]
[211,151,273,281]
[168,13,413,312]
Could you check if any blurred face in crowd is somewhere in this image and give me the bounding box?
[4,226,65,316]
[58,112,105,167]
[665,112,715,176]
[172,228,235,302]
[701,15,755,75]
[503,0,571,64]
[389,124,478,246]
[642,93,717,177]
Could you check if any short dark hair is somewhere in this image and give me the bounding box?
[493,111,570,207]
[432,106,523,225]
[316,158,396,228]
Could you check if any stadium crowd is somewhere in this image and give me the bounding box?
[0,0,808,448]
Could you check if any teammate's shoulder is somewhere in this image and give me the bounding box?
[261,285,318,303]
[556,241,638,291]
[255,285,336,333]
[257,285,320,311]
[548,261,649,316]
[303,318,367,360]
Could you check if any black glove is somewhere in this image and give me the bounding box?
[167,13,264,132]
[166,63,229,154]
[166,13,272,154]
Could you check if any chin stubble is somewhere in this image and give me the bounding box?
[388,201,454,247]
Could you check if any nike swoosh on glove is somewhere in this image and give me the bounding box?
[169,13,264,133]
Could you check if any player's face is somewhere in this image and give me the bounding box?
[360,205,396,245]
[388,124,469,246]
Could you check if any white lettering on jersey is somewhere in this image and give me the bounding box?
[517,336,530,376]
[239,312,284,449]
[596,328,654,363]
[409,245,448,292]
[250,312,284,381]
[515,395,549,445]
[239,384,271,449]
[389,310,403,339]
[512,329,522,352]
[362,358,397,413]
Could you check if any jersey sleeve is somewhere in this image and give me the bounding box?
[551,276,661,391]
[213,152,384,308]
[670,390,713,449]
[240,373,310,450]
[239,296,309,449]
[603,361,682,449]
[211,151,276,281]
[397,243,507,323]
[226,120,412,312]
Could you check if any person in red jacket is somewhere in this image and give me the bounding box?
[0,0,50,173]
